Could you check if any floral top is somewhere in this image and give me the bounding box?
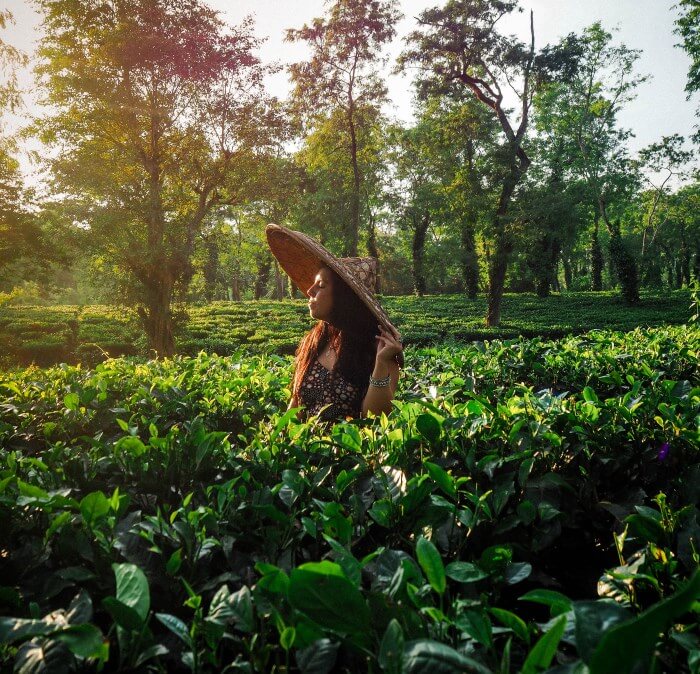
[298,360,365,421]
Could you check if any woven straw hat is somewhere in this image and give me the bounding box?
[266,223,398,337]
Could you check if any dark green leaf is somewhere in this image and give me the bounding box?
[402,639,491,674]
[255,563,290,594]
[416,414,441,444]
[504,562,532,585]
[65,590,92,624]
[379,619,404,674]
[134,644,169,667]
[590,570,700,674]
[0,618,53,644]
[416,536,446,595]
[229,586,254,633]
[521,614,567,674]
[455,609,492,647]
[54,624,105,658]
[480,545,512,575]
[424,462,455,499]
[625,514,665,545]
[15,638,71,674]
[489,607,530,644]
[155,613,192,648]
[445,561,488,584]
[288,561,370,635]
[102,597,144,631]
[280,626,296,650]
[573,600,631,664]
[113,563,150,622]
[295,638,339,674]
[520,589,573,617]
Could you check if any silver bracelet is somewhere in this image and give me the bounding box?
[369,373,391,388]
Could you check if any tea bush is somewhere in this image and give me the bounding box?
[0,325,698,672]
[0,290,692,368]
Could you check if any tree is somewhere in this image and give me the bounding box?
[0,9,25,117]
[400,0,573,325]
[286,0,401,257]
[675,0,700,141]
[387,96,498,296]
[636,134,694,285]
[33,0,280,355]
[533,23,646,303]
[0,10,45,292]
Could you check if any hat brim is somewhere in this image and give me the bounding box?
[265,223,398,337]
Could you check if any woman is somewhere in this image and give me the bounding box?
[266,224,404,421]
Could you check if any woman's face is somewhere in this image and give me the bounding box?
[307,266,334,321]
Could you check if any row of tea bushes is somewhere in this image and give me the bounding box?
[0,290,692,367]
[0,325,698,672]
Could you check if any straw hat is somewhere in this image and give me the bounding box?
[265,223,398,337]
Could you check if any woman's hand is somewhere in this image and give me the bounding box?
[375,326,403,366]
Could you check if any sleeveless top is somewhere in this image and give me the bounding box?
[298,360,366,421]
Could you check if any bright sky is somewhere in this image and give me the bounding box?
[4,0,698,185]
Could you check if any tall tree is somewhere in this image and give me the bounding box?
[400,0,572,325]
[0,9,25,117]
[33,0,280,355]
[533,23,646,303]
[675,0,700,142]
[286,0,401,257]
[387,96,498,297]
[637,134,693,285]
[0,10,43,291]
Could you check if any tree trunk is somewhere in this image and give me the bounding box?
[138,275,175,357]
[203,238,218,302]
[680,231,690,287]
[600,201,639,304]
[254,253,271,300]
[533,233,559,298]
[591,215,603,291]
[642,239,663,288]
[486,169,520,327]
[486,231,511,326]
[230,275,241,302]
[273,260,285,300]
[552,262,561,293]
[142,155,176,356]
[608,219,640,304]
[347,107,360,257]
[412,212,430,296]
[367,207,380,293]
[460,220,479,298]
[562,257,573,291]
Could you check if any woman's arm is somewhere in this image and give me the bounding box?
[361,327,403,416]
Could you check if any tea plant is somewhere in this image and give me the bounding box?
[0,325,698,672]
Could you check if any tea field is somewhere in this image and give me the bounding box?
[1,325,699,672]
[0,289,692,368]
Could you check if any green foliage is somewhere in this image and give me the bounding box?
[675,0,700,141]
[0,290,693,368]
[0,325,698,671]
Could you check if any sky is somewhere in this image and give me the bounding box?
[4,0,698,185]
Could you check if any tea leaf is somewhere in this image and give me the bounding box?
[416,536,446,595]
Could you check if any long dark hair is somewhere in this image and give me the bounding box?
[292,266,400,399]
